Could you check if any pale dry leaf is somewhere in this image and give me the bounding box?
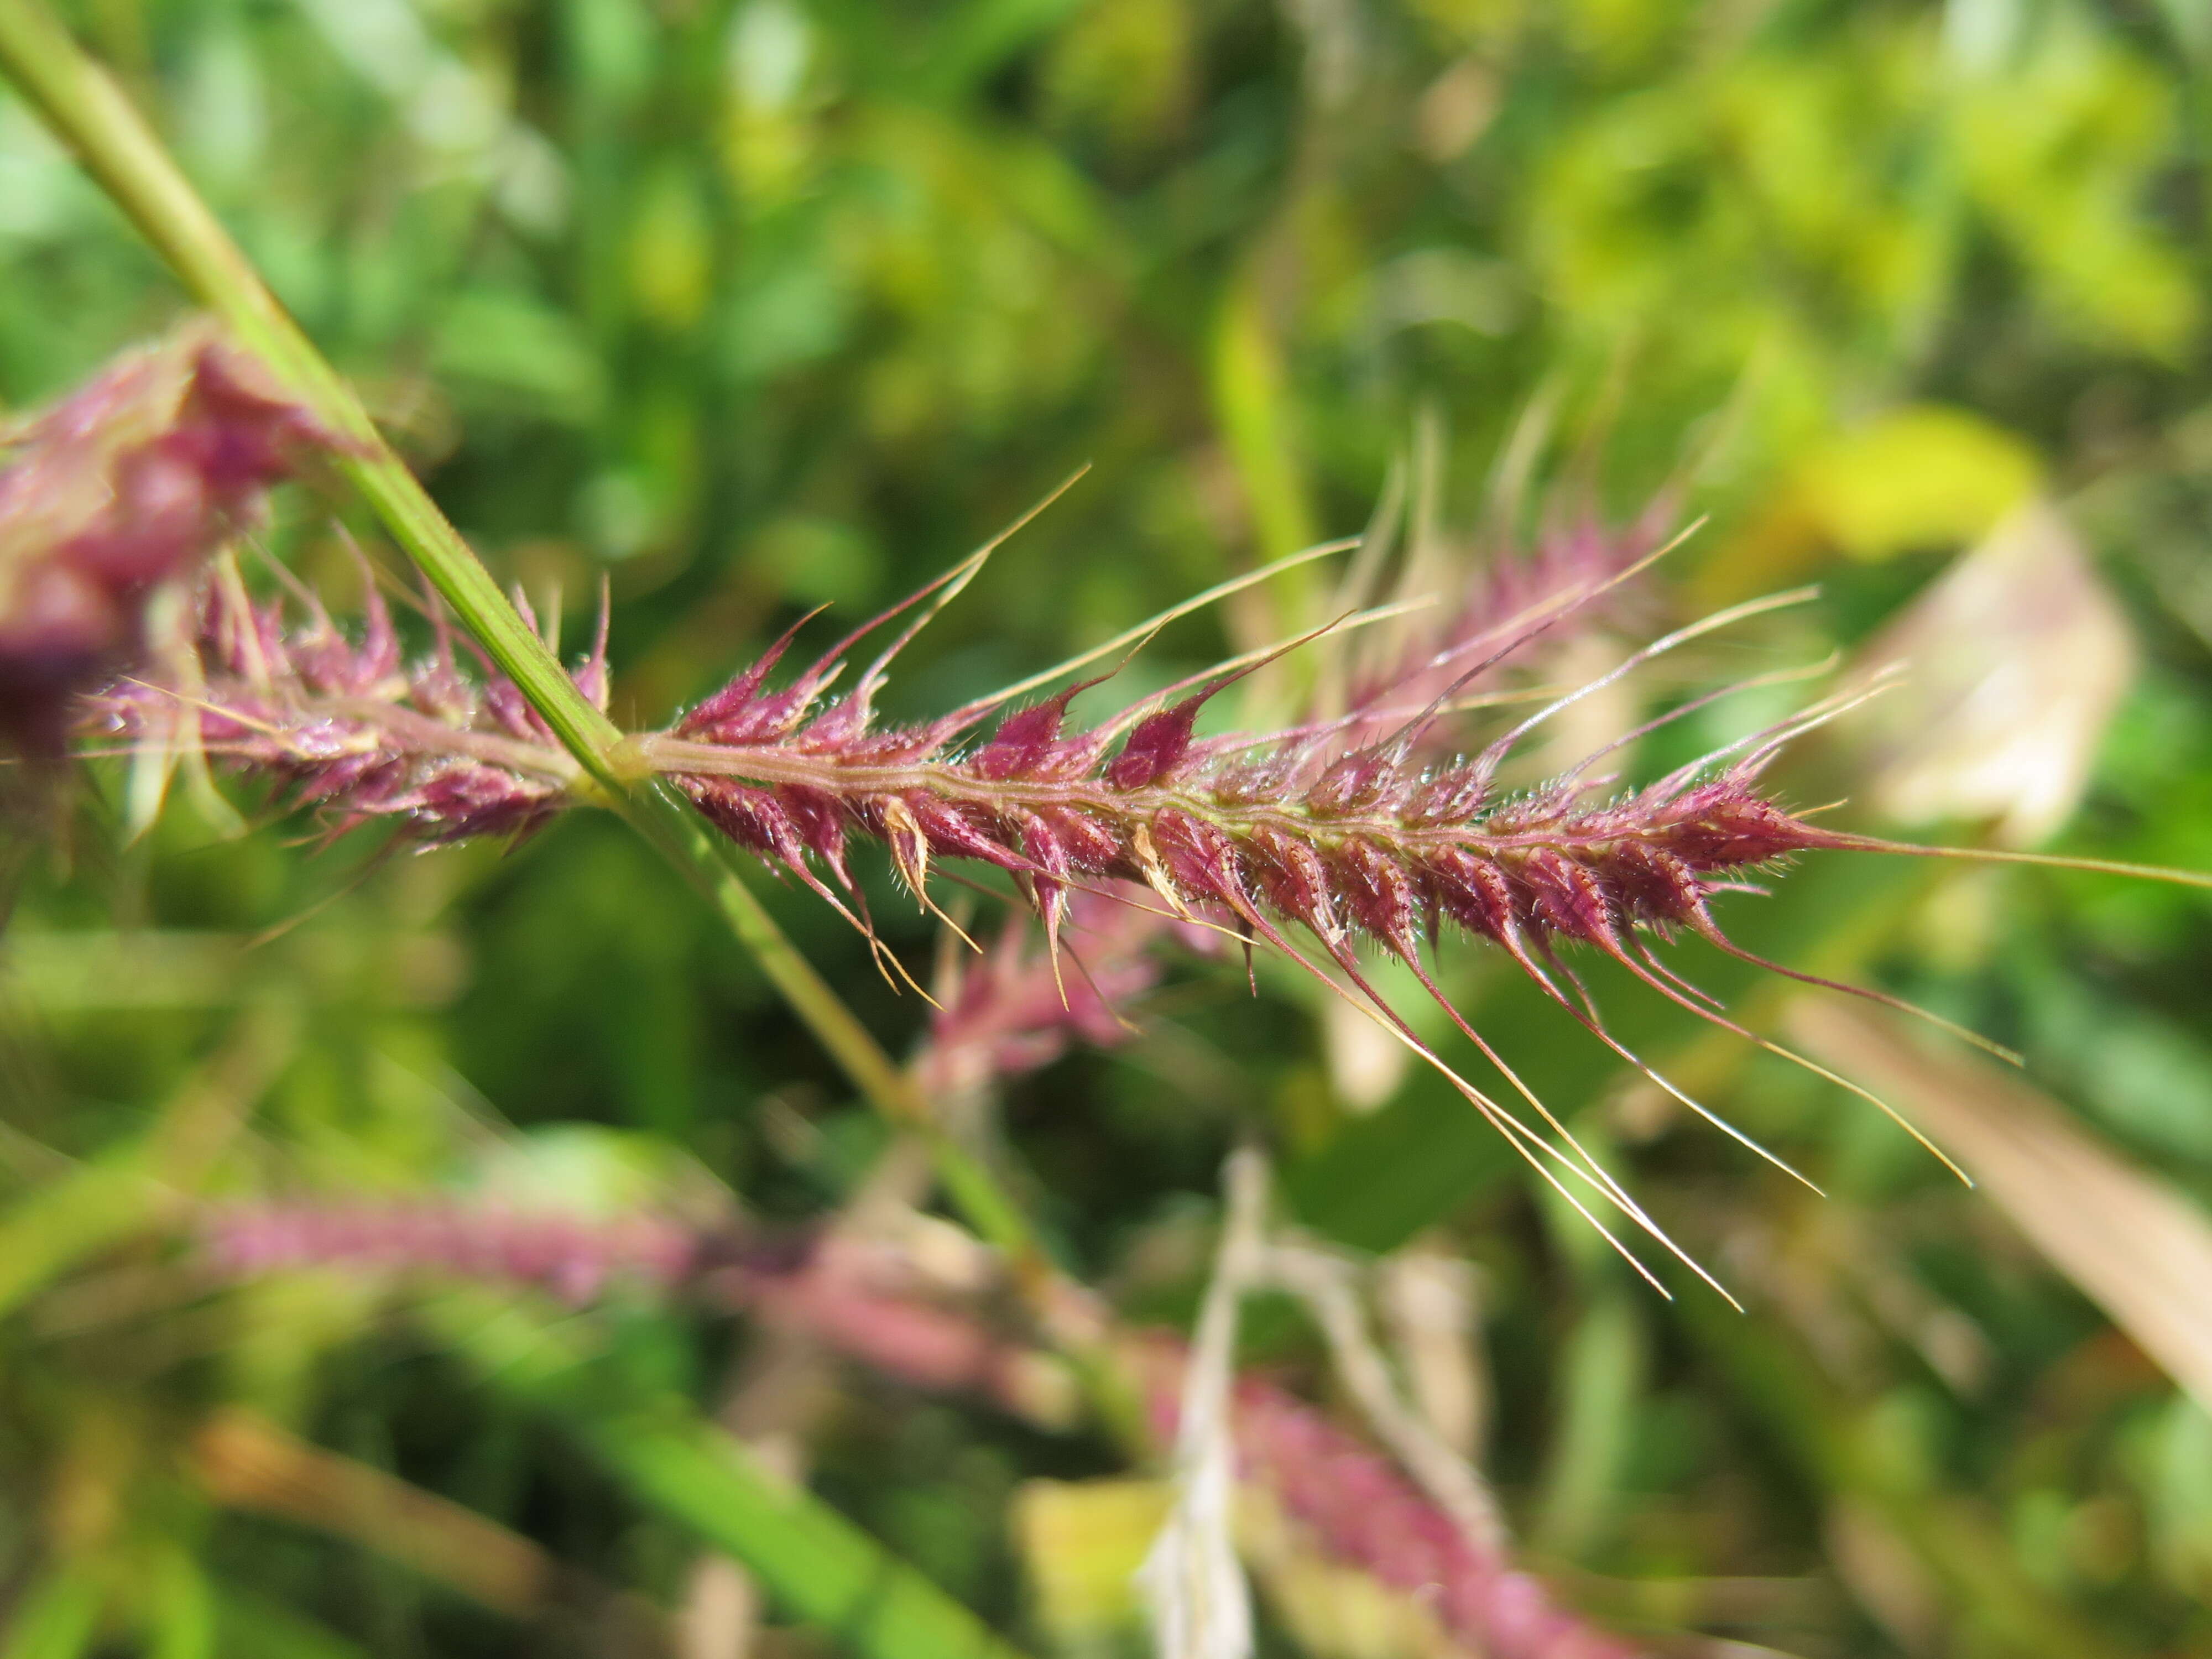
[1791,1000,2212,1411]
[1378,1243,1486,1459]
[1841,500,2134,847]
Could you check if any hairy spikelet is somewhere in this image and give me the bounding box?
[89,562,592,843]
[200,1200,1066,1417]
[643,519,1760,988]
[634,526,1911,1284]
[1328,487,1669,755]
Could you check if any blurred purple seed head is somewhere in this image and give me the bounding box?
[201,1201,699,1306]
[1131,1344,1646,1659]
[1230,1376,1644,1658]
[915,885,1219,1100]
[1331,492,1671,757]
[0,330,343,752]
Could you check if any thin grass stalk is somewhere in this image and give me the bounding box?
[0,0,1052,1285]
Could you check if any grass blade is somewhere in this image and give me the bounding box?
[437,1297,1035,1659]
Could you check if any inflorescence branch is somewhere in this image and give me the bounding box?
[23,323,2212,1288]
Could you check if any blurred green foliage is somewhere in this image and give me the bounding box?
[7,0,2212,1655]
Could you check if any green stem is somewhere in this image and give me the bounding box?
[0,0,1051,1282]
[663,797,1042,1266]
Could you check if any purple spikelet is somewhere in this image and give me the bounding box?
[972,671,1118,784]
[90,567,599,844]
[1119,1342,1647,1659]
[202,1199,1061,1417]
[1333,497,1670,757]
[644,578,1847,1020]
[1106,695,1212,792]
[628,520,1969,1277]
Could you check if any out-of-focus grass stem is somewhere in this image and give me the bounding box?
[0,0,1057,1290]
